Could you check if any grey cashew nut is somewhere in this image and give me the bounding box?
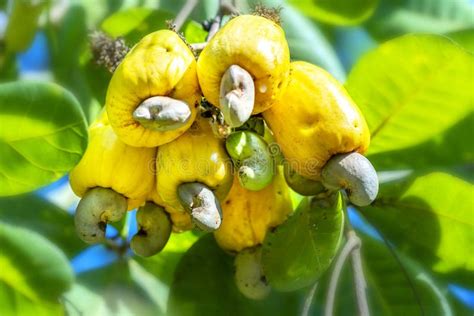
[131,202,172,257]
[74,187,127,244]
[219,65,255,127]
[177,182,222,231]
[234,247,271,300]
[321,152,379,207]
[133,96,192,131]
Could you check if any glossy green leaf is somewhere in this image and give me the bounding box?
[262,193,344,291]
[346,34,473,155]
[48,5,102,123]
[289,0,379,25]
[64,260,163,316]
[255,0,346,81]
[447,28,474,53]
[4,0,46,52]
[0,223,73,315]
[101,8,174,45]
[0,194,86,258]
[168,234,304,316]
[0,81,88,196]
[368,113,474,174]
[135,231,199,287]
[361,172,474,282]
[366,0,474,41]
[313,231,464,315]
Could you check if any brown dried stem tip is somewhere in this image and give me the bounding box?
[90,31,130,73]
[252,4,282,25]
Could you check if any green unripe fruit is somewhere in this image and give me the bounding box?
[131,202,172,257]
[226,131,274,191]
[284,164,326,196]
[234,247,271,300]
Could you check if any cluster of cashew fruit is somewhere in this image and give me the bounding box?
[69,13,378,299]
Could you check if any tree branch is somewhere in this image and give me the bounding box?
[301,281,319,316]
[324,230,360,316]
[350,240,370,316]
[173,0,199,31]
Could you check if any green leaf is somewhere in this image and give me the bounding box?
[289,0,379,25]
[0,194,86,258]
[135,231,199,287]
[64,260,164,316]
[4,0,46,52]
[48,5,102,123]
[368,113,474,173]
[346,34,473,155]
[0,53,18,83]
[101,7,174,45]
[361,172,474,285]
[168,234,304,316]
[0,81,88,196]
[256,0,346,81]
[262,193,344,291]
[183,21,208,43]
[313,231,465,315]
[366,0,474,41]
[447,28,474,53]
[0,222,73,315]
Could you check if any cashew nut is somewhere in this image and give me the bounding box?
[220,65,255,127]
[131,202,172,257]
[321,153,379,206]
[226,131,274,191]
[133,96,192,131]
[177,182,222,231]
[284,164,326,196]
[74,187,127,244]
[234,247,271,300]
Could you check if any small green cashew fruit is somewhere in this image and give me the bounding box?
[226,131,274,191]
[74,187,127,244]
[284,164,326,196]
[132,96,192,132]
[131,202,172,257]
[220,65,255,127]
[234,247,271,300]
[178,182,223,232]
[321,152,379,206]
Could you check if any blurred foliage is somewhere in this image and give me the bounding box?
[0,0,473,315]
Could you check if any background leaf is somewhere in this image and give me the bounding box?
[4,0,46,52]
[366,0,474,41]
[0,193,86,258]
[0,81,88,196]
[360,172,474,287]
[262,194,344,291]
[64,260,163,316]
[289,0,379,25]
[168,234,304,316]
[256,0,346,81]
[346,34,473,155]
[0,223,74,315]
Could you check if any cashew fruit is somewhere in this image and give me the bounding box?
[214,168,292,253]
[156,117,233,230]
[197,15,290,125]
[263,61,370,180]
[234,247,271,300]
[106,30,200,147]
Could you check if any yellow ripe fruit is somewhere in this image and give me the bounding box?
[263,61,370,180]
[70,112,156,210]
[156,117,233,214]
[148,186,193,232]
[106,30,200,147]
[214,169,292,253]
[197,15,290,114]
